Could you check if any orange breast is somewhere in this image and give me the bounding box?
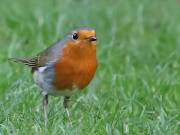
[53,41,97,90]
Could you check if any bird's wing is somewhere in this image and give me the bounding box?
[9,38,66,70]
[9,48,57,68]
[9,56,40,68]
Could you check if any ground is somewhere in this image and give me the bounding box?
[0,0,180,134]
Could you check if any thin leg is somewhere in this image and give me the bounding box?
[43,94,48,128]
[63,96,72,125]
[63,96,70,108]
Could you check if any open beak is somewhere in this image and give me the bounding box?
[88,36,97,41]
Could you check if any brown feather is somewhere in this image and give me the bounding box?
[9,57,39,68]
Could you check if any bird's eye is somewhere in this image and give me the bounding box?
[72,33,79,40]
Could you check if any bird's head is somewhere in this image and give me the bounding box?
[62,28,97,58]
[65,27,96,47]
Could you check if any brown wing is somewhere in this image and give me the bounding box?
[9,49,55,68]
[9,55,40,72]
[9,38,66,71]
[9,56,39,67]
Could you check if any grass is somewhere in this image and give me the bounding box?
[0,0,180,134]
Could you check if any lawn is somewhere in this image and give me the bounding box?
[0,0,180,134]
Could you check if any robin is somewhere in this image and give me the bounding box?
[10,28,97,126]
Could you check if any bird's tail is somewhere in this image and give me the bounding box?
[8,57,36,67]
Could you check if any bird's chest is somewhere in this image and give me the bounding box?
[53,56,97,90]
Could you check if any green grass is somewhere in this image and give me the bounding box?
[0,0,180,134]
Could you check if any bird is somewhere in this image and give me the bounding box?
[10,28,97,126]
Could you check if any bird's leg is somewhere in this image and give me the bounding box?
[63,96,72,125]
[43,94,48,128]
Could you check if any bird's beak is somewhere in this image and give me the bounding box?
[88,36,97,41]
